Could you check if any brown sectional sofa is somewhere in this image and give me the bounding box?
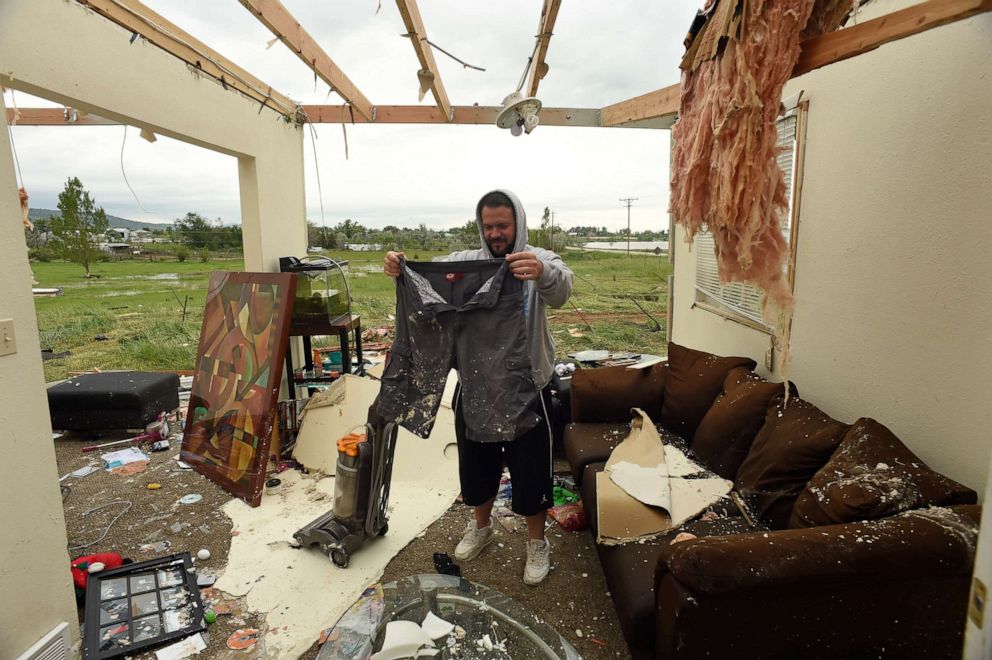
[564,342,980,660]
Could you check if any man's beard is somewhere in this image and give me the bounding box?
[487,239,510,257]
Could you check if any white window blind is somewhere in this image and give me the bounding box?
[694,113,799,325]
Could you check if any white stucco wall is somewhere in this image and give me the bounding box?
[0,0,307,270]
[671,2,992,492]
[0,0,307,653]
[0,97,79,658]
[965,448,992,658]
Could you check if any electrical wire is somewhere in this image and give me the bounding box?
[120,126,153,214]
[515,37,542,93]
[5,90,25,188]
[424,38,485,71]
[69,500,133,551]
[305,119,330,247]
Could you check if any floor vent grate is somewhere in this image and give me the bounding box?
[16,621,70,660]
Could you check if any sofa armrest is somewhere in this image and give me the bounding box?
[660,505,979,594]
[653,505,980,659]
[570,362,667,423]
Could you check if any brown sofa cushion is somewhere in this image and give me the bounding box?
[735,396,849,529]
[563,422,630,487]
[789,418,978,528]
[660,342,756,441]
[691,368,796,480]
[569,363,667,423]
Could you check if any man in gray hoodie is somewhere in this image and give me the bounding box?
[384,189,573,585]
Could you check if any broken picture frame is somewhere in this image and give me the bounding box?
[83,553,206,660]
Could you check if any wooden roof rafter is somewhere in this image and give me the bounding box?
[75,0,299,119]
[395,0,453,122]
[526,0,562,98]
[237,0,374,121]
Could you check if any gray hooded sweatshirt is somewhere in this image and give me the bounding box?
[442,189,574,387]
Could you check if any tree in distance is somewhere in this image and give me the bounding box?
[50,177,108,278]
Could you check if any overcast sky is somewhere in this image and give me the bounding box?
[4,1,701,232]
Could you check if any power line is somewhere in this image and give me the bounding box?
[619,197,638,256]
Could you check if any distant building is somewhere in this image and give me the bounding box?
[581,241,669,253]
[106,228,131,241]
[99,242,131,255]
[344,243,383,252]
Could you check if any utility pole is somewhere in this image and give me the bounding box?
[619,197,638,255]
[550,210,556,252]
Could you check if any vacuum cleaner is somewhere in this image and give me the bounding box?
[293,405,399,568]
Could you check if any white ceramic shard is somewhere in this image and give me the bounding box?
[421,611,455,640]
[371,621,436,660]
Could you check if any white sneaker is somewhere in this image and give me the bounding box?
[454,520,494,561]
[523,537,551,586]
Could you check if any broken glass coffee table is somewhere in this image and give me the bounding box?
[316,574,581,659]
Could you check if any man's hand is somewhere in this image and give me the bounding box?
[384,251,405,278]
[506,251,544,281]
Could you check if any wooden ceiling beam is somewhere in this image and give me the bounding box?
[10,105,674,128]
[75,0,298,118]
[237,0,374,121]
[794,0,992,76]
[526,0,562,98]
[600,85,679,128]
[395,0,453,121]
[602,0,992,127]
[304,105,606,127]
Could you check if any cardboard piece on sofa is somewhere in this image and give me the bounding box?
[605,408,665,470]
[597,409,732,544]
[597,472,671,543]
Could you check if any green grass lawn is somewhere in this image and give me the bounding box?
[31,249,671,381]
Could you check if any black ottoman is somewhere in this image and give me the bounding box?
[48,372,180,431]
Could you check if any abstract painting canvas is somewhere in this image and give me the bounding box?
[181,271,295,506]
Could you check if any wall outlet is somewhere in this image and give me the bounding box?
[0,319,15,357]
[970,577,987,628]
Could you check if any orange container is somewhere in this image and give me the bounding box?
[336,432,367,458]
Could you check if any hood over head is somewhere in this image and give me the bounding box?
[475,189,528,257]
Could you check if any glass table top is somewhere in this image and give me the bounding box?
[317,574,581,659]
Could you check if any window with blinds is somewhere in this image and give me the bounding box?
[694,112,800,327]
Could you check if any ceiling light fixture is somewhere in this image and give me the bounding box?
[496,37,543,137]
[496,91,542,137]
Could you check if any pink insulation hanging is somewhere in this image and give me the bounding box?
[671,0,811,316]
[670,0,852,318]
